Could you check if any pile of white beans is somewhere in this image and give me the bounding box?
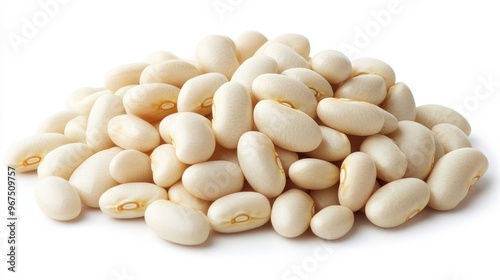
[5,31,489,245]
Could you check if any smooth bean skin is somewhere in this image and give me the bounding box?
[195,35,239,79]
[143,50,178,64]
[234,30,268,63]
[271,189,315,238]
[140,59,201,88]
[150,144,188,188]
[365,178,430,228]
[237,131,286,198]
[415,104,471,136]
[310,184,340,212]
[274,146,299,176]
[305,126,351,162]
[4,133,72,172]
[289,158,340,190]
[351,57,396,89]
[104,62,149,92]
[377,107,399,135]
[123,83,180,123]
[64,115,88,143]
[70,89,112,116]
[66,86,106,112]
[37,143,95,180]
[338,152,377,211]
[255,33,310,59]
[381,82,417,121]
[86,94,126,151]
[261,43,310,73]
[145,200,210,246]
[311,50,352,84]
[109,149,153,184]
[99,182,167,219]
[177,73,228,116]
[207,192,271,233]
[231,55,278,96]
[108,114,160,153]
[182,160,244,201]
[35,176,82,221]
[335,74,387,105]
[431,123,471,154]
[168,181,211,215]
[310,205,354,240]
[427,148,488,211]
[37,110,79,134]
[282,67,334,101]
[360,134,407,182]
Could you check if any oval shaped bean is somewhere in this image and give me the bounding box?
[183,160,244,201]
[64,115,88,143]
[123,83,180,123]
[69,147,122,207]
[104,62,149,92]
[289,158,340,190]
[311,50,352,84]
[389,121,435,179]
[38,143,95,180]
[150,144,187,188]
[237,131,286,198]
[415,104,471,135]
[317,98,384,136]
[37,110,79,134]
[177,73,228,116]
[208,192,271,233]
[140,59,201,88]
[195,35,239,79]
[212,81,253,149]
[143,50,178,64]
[4,133,72,172]
[66,86,106,112]
[114,85,136,97]
[86,94,126,151]
[255,33,310,59]
[271,189,315,238]
[261,43,310,73]
[310,205,354,240]
[427,148,488,211]
[360,134,407,182]
[72,89,113,116]
[99,182,167,219]
[305,126,351,162]
[254,100,322,152]
[431,123,472,154]
[108,114,160,152]
[310,184,340,212]
[335,74,387,105]
[231,55,278,104]
[252,73,317,118]
[338,152,376,211]
[168,181,211,215]
[351,57,396,89]
[274,146,299,177]
[145,199,210,246]
[109,149,153,184]
[377,107,399,135]
[35,176,82,221]
[282,67,334,101]
[432,133,445,163]
[234,30,268,63]
[365,178,430,228]
[381,82,417,121]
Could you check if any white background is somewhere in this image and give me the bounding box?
[1,1,500,280]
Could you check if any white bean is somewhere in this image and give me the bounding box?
[109,149,153,184]
[195,35,239,79]
[311,50,352,84]
[351,57,396,89]
[143,50,178,64]
[310,205,354,240]
[310,184,340,212]
[66,87,105,112]
[415,104,471,135]
[37,110,79,134]
[274,146,299,177]
[338,152,376,211]
[123,83,180,123]
[261,43,310,73]
[271,189,315,238]
[255,33,310,59]
[64,115,88,143]
[107,114,160,152]
[86,94,126,151]
[305,126,351,162]
[35,176,82,221]
[234,30,268,63]
[360,134,407,182]
[431,123,472,154]
[335,74,387,105]
[140,59,201,88]
[289,158,340,190]
[37,143,95,180]
[282,67,334,101]
[150,144,187,188]
[231,56,278,104]
[168,181,211,215]
[104,62,149,92]
[381,82,417,121]
[177,73,228,116]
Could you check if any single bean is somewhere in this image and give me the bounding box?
[310,50,351,84]
[310,205,354,240]
[335,74,387,105]
[168,181,211,215]
[108,114,160,152]
[64,115,88,143]
[150,144,187,188]
[351,57,396,89]
[86,94,126,151]
[338,152,377,211]
[305,126,351,162]
[140,59,201,88]
[415,104,471,135]
[381,82,417,121]
[38,143,95,180]
[143,50,178,64]
[271,189,315,238]
[360,134,407,182]
[289,158,340,190]
[35,176,82,221]
[104,62,149,92]
[123,83,180,123]
[195,35,239,79]
[177,73,228,116]
[234,30,268,63]
[37,110,79,134]
[109,149,153,184]
[261,43,310,73]
[431,123,472,154]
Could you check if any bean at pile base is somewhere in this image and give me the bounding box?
[4,31,489,246]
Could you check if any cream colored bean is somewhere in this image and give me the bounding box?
[335,74,387,105]
[35,176,82,221]
[150,144,188,188]
[64,115,88,143]
[432,133,445,163]
[69,147,122,207]
[72,90,113,116]
[168,181,211,215]
[104,63,149,92]
[381,82,417,121]
[261,43,310,73]
[252,73,317,118]
[271,189,315,238]
[289,159,340,190]
[145,199,210,246]
[207,192,271,233]
[86,94,126,151]
[317,98,384,136]
[107,114,160,152]
[389,121,436,179]
[305,126,351,162]
[158,113,179,144]
[195,35,239,79]
[212,81,253,149]
[360,134,407,182]
[38,143,95,180]
[98,182,167,219]
[237,131,286,198]
[310,205,354,240]
[182,160,244,201]
[254,33,310,59]
[365,178,430,228]
[415,104,471,135]
[254,100,322,152]
[109,149,153,184]
[37,110,79,134]
[143,50,178,64]
[234,30,268,63]
[282,68,334,101]
[377,107,399,135]
[274,147,299,177]
[338,152,376,211]
[140,59,201,88]
[310,184,340,212]
[351,57,396,89]
[209,145,239,166]
[311,50,352,84]
[114,85,136,98]
[431,123,472,154]
[123,83,180,123]
[177,73,228,116]
[427,148,488,211]
[164,112,215,164]
[67,87,106,112]
[4,133,72,172]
